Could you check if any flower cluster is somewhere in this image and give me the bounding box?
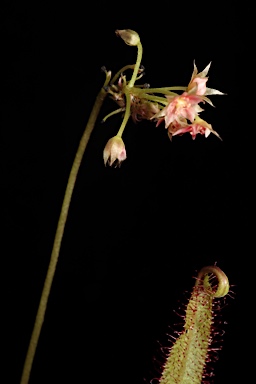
[102,30,225,166]
[152,62,224,141]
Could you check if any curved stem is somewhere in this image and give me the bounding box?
[20,83,109,384]
[116,87,131,137]
[111,64,136,84]
[102,107,124,122]
[127,41,143,88]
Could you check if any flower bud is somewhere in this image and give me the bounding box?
[115,29,140,46]
[103,136,127,167]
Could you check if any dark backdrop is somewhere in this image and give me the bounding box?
[3,2,251,383]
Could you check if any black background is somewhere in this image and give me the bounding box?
[2,2,252,383]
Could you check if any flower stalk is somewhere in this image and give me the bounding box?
[20,71,111,384]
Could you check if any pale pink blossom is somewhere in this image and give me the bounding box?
[168,116,222,141]
[153,92,203,128]
[188,61,225,96]
[103,136,127,167]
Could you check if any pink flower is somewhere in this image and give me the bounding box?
[168,116,222,141]
[188,61,225,97]
[103,136,127,167]
[154,92,203,128]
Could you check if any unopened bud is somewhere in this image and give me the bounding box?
[115,29,140,46]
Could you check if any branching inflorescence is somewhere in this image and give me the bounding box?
[102,29,225,167]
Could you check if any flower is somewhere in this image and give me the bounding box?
[153,92,204,128]
[168,116,222,141]
[103,136,127,167]
[188,61,225,96]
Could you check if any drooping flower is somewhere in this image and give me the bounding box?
[153,92,204,128]
[188,61,225,96]
[103,136,127,167]
[168,116,222,141]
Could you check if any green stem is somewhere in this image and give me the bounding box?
[111,64,135,84]
[136,93,168,105]
[20,82,109,384]
[127,41,143,88]
[116,87,131,137]
[102,107,124,122]
[138,86,186,93]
